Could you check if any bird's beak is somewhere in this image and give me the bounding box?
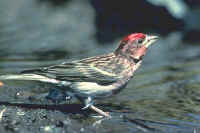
[144,35,159,48]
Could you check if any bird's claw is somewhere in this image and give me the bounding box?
[82,97,94,110]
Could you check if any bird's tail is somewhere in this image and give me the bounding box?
[0,74,60,84]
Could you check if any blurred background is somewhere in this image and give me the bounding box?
[0,0,199,64]
[0,0,200,133]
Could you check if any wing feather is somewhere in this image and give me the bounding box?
[21,62,119,85]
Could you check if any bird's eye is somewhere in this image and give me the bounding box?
[137,39,144,44]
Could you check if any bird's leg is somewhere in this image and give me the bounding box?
[89,105,110,118]
[82,97,111,118]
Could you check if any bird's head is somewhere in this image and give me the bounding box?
[115,33,159,62]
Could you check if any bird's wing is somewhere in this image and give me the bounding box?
[21,62,120,85]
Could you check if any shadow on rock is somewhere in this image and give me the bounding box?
[0,102,86,115]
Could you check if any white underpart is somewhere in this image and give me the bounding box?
[71,82,115,94]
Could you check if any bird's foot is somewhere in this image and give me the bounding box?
[82,97,111,118]
[82,97,94,109]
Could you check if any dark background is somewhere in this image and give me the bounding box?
[0,0,200,133]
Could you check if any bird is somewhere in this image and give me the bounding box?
[0,33,159,117]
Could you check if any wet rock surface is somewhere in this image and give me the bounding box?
[1,32,200,133]
[0,0,200,133]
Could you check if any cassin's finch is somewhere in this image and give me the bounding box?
[0,33,159,117]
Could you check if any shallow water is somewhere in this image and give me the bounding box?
[0,32,200,133]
